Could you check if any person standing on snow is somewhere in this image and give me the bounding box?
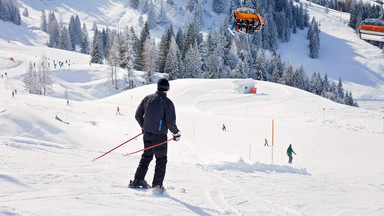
[264,138,269,147]
[287,144,296,164]
[116,106,121,115]
[129,78,181,190]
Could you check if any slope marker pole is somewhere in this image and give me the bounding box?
[271,119,274,164]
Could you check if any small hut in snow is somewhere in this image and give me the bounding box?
[233,79,256,94]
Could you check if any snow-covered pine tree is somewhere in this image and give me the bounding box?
[309,31,320,59]
[336,77,344,103]
[68,15,82,51]
[292,65,308,90]
[0,0,21,25]
[157,2,168,26]
[23,7,29,17]
[262,7,278,50]
[121,28,137,90]
[158,26,174,73]
[212,0,225,14]
[40,9,48,32]
[275,11,288,41]
[282,62,294,86]
[184,43,202,78]
[23,62,35,94]
[254,49,267,81]
[135,21,150,70]
[307,17,320,59]
[47,12,60,48]
[90,28,104,64]
[175,28,184,53]
[182,22,199,60]
[122,63,136,90]
[193,0,204,30]
[100,28,110,60]
[38,55,53,96]
[147,1,157,29]
[325,82,337,101]
[106,35,120,90]
[344,91,358,107]
[121,29,138,91]
[296,3,305,30]
[165,37,182,80]
[234,59,247,79]
[321,73,330,95]
[80,23,90,54]
[59,26,72,51]
[92,21,97,31]
[141,35,158,84]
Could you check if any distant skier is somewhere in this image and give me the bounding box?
[222,124,226,131]
[264,138,269,147]
[129,78,181,191]
[116,106,121,115]
[287,144,296,164]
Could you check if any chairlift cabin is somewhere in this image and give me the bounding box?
[228,7,264,35]
[359,19,384,42]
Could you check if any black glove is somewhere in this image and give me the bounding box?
[173,131,181,141]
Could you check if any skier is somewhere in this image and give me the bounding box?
[116,106,121,115]
[222,124,226,131]
[129,78,181,191]
[287,144,296,164]
[264,138,269,146]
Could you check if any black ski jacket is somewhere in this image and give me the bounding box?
[135,91,179,135]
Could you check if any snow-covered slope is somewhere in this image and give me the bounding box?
[280,0,384,107]
[1,77,384,215]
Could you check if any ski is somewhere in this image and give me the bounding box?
[227,28,235,36]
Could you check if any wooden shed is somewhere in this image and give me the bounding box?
[233,79,256,94]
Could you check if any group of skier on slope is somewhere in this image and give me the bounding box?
[128,78,296,191]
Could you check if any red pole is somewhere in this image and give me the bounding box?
[92,132,143,162]
[124,138,174,157]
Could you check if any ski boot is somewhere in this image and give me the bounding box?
[128,179,150,189]
[152,185,166,193]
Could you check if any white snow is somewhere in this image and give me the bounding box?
[0,0,384,215]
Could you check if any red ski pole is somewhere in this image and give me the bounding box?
[92,132,143,162]
[123,138,174,157]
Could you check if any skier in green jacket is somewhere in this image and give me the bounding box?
[287,144,296,164]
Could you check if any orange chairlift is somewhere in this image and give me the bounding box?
[359,19,384,42]
[358,0,384,42]
[228,7,264,35]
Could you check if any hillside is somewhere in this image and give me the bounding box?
[1,77,384,215]
[1,0,384,215]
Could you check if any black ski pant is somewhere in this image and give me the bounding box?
[134,131,168,187]
[288,155,293,164]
